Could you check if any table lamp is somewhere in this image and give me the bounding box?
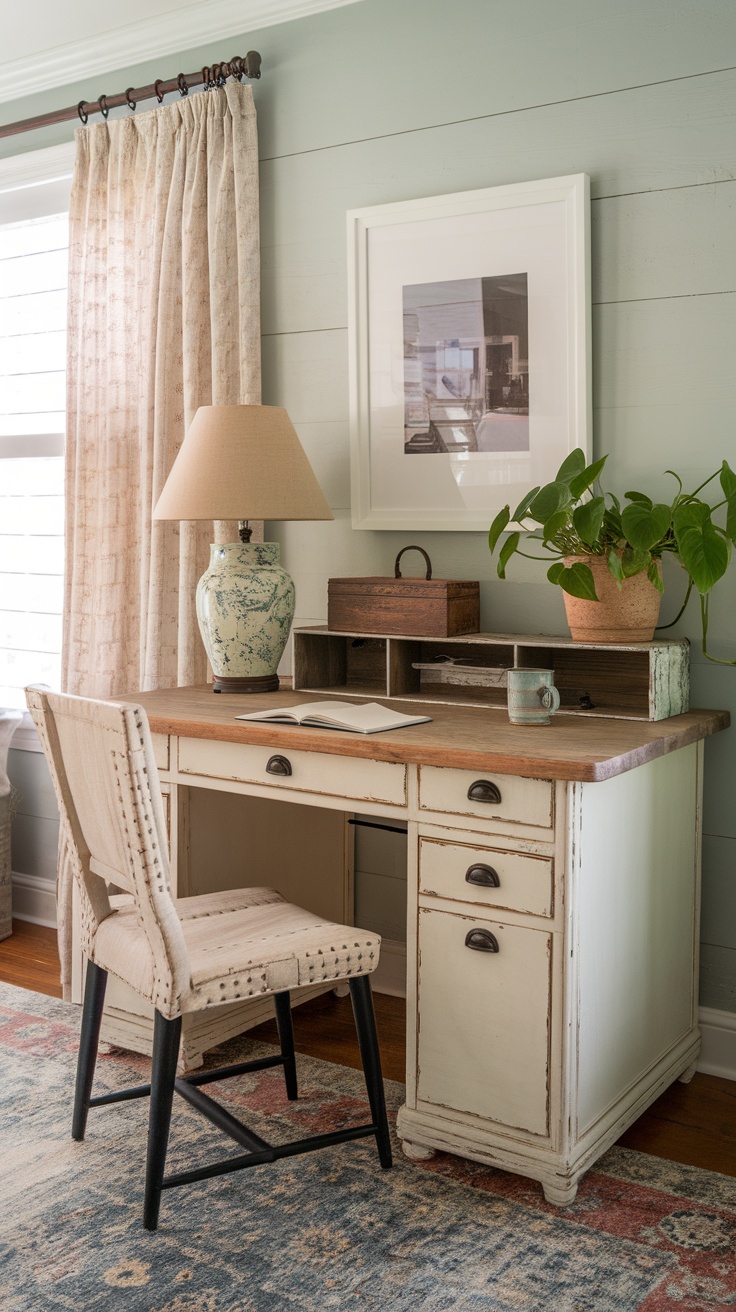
[153,405,333,693]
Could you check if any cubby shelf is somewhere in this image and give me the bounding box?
[292,627,690,722]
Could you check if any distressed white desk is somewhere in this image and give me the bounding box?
[82,686,728,1204]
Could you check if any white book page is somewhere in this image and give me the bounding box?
[236,701,430,732]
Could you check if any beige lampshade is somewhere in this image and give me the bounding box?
[153,405,333,522]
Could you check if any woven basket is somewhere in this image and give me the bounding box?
[0,786,19,942]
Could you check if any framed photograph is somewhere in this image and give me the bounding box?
[347,174,590,531]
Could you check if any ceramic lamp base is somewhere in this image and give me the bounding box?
[196,542,295,693]
[212,674,280,694]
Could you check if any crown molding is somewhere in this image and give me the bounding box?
[0,0,362,109]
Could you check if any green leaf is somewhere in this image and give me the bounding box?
[547,562,565,585]
[488,506,510,555]
[673,502,731,593]
[607,548,625,581]
[624,491,653,509]
[603,506,623,539]
[572,496,605,546]
[568,455,608,501]
[720,460,736,543]
[528,481,572,524]
[555,449,586,485]
[542,510,570,543]
[511,486,541,524]
[621,547,651,578]
[496,531,520,579]
[554,562,599,601]
[621,501,671,551]
[606,491,621,513]
[647,559,664,595]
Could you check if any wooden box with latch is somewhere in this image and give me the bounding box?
[327,546,480,638]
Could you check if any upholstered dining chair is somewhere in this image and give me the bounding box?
[26,686,392,1231]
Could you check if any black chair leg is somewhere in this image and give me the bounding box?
[72,960,108,1142]
[143,1011,182,1231]
[349,974,392,1169]
[274,991,298,1100]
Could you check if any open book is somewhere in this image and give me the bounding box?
[236,700,431,735]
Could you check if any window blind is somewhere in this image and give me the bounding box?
[0,211,67,709]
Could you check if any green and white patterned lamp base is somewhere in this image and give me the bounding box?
[196,542,295,694]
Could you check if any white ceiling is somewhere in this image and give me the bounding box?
[0,0,363,106]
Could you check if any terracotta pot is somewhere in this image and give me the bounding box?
[562,554,662,643]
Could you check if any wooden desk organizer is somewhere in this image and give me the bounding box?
[292,628,690,722]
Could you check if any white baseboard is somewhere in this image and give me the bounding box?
[10,871,57,929]
[697,1006,736,1082]
[371,938,407,998]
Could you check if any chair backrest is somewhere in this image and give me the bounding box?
[26,686,190,1011]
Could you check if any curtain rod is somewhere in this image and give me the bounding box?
[0,52,262,141]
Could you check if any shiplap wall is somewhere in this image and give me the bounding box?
[2,0,736,1006]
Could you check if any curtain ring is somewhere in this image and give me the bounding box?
[154,79,165,104]
[229,56,244,82]
[77,100,88,125]
[211,62,223,87]
[125,87,137,112]
[177,73,189,97]
[98,94,109,120]
[202,66,211,89]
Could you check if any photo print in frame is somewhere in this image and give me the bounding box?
[347,176,590,531]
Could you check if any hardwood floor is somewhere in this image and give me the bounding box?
[0,919,62,999]
[2,919,735,1177]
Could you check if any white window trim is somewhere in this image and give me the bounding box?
[1,141,74,749]
[0,142,75,201]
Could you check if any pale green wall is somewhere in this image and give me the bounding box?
[3,0,736,1005]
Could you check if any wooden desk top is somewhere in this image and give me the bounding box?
[128,685,730,784]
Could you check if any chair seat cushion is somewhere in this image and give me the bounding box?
[91,886,380,1015]
[178,887,380,1011]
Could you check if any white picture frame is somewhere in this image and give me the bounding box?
[347,174,591,531]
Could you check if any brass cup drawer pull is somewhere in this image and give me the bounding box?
[465,863,500,888]
[464,928,500,953]
[467,779,502,805]
[265,754,292,777]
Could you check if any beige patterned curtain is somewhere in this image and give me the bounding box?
[63,80,260,697]
[57,82,260,997]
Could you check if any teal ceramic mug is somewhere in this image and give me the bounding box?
[507,668,561,726]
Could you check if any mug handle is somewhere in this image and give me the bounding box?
[539,685,560,714]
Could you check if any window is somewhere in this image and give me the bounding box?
[0,211,67,709]
[0,143,73,716]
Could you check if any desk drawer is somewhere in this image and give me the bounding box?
[151,733,169,771]
[177,737,407,807]
[418,766,553,830]
[419,836,553,918]
[416,906,551,1136]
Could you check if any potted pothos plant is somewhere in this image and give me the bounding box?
[487,449,736,662]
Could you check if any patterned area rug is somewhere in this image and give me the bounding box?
[1,983,735,1312]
